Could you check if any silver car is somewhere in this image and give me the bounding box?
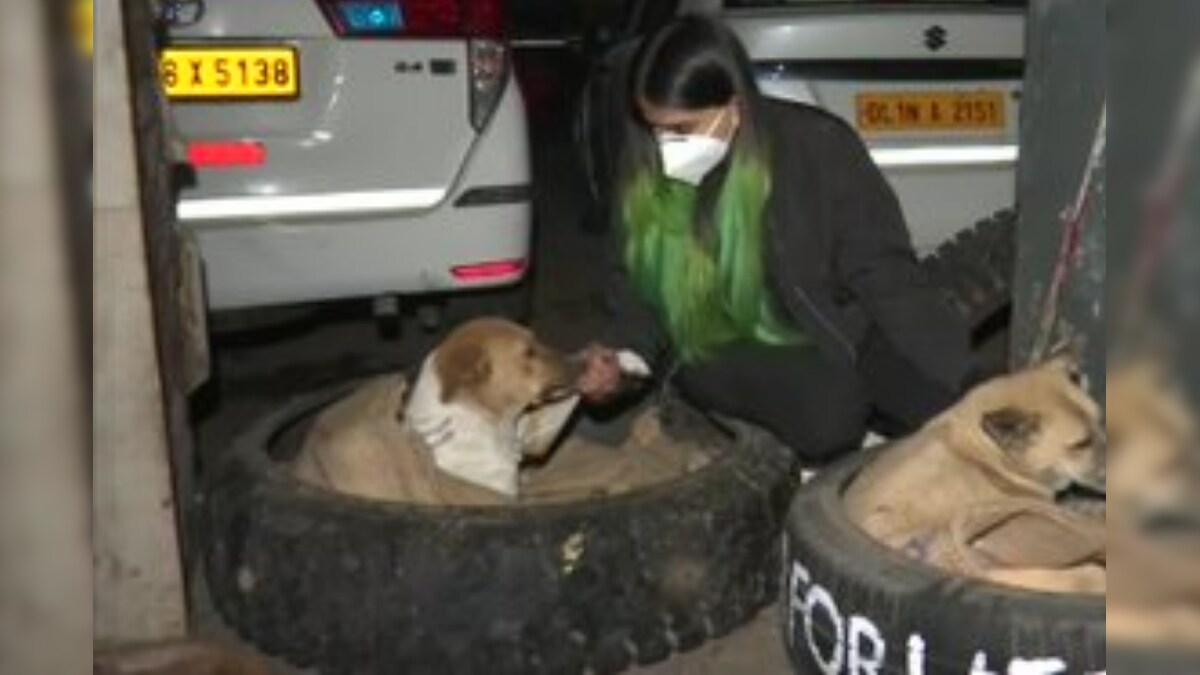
[163,0,532,312]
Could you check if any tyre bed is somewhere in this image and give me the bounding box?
[202,383,800,675]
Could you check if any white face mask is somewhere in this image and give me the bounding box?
[656,108,732,186]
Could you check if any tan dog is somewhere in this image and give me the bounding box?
[1107,357,1200,525]
[844,358,1106,589]
[1105,357,1200,649]
[292,318,583,503]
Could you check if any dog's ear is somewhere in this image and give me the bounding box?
[981,406,1042,454]
[437,342,492,403]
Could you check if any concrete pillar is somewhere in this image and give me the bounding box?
[93,0,189,643]
[0,2,92,674]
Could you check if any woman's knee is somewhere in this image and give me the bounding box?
[689,372,867,462]
[772,404,867,463]
[672,344,869,461]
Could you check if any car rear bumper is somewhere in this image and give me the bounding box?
[195,200,531,309]
[180,71,532,310]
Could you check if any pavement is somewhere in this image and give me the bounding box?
[186,98,797,673]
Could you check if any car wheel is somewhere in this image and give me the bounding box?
[201,383,799,674]
[921,210,1017,343]
[575,40,640,235]
[781,448,1105,675]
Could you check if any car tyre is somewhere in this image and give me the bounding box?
[574,40,640,235]
[921,209,1017,343]
[781,447,1105,675]
[201,382,800,674]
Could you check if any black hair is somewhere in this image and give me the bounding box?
[614,14,770,231]
[640,17,742,108]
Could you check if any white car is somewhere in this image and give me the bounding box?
[578,0,1024,334]
[685,0,1024,255]
[162,0,532,314]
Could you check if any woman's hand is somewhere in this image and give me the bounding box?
[577,344,624,404]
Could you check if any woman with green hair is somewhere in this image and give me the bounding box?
[578,14,971,462]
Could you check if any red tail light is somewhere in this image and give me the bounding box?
[451,259,526,282]
[187,141,267,169]
[317,0,505,38]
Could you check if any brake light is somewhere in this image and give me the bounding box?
[317,0,504,38]
[187,141,267,169]
[451,259,526,282]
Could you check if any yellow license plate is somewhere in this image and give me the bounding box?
[161,47,299,100]
[73,0,92,57]
[855,91,1006,132]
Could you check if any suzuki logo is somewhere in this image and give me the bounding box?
[160,0,206,28]
[924,25,948,52]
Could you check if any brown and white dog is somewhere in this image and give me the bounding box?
[844,357,1107,591]
[293,318,583,502]
[292,318,648,503]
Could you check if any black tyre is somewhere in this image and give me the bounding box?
[782,448,1105,675]
[202,383,799,674]
[921,209,1017,342]
[574,40,639,234]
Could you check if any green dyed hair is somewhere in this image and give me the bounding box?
[621,152,801,362]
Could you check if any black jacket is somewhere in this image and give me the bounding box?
[603,99,971,392]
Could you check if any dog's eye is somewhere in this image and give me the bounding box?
[524,345,536,359]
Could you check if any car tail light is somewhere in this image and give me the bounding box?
[187,141,267,169]
[317,0,504,38]
[451,259,526,282]
[468,38,508,131]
